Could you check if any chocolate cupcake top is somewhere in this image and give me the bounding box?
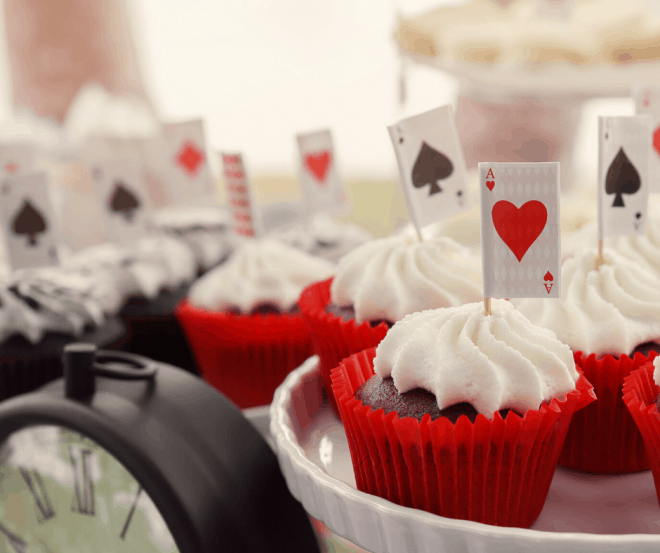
[0,268,108,344]
[331,235,482,324]
[513,248,660,356]
[268,213,372,263]
[188,239,334,312]
[373,300,577,417]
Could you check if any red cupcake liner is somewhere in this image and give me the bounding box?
[331,347,595,528]
[559,350,658,474]
[175,299,314,409]
[622,362,660,506]
[298,278,389,413]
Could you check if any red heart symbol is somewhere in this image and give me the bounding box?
[5,162,18,174]
[486,180,495,191]
[653,126,660,158]
[492,200,547,262]
[544,271,553,281]
[304,151,332,183]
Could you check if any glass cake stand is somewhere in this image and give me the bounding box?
[269,356,660,553]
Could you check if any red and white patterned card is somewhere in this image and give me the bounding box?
[388,105,470,235]
[297,129,347,217]
[597,116,652,240]
[479,162,560,299]
[220,153,261,238]
[0,172,59,270]
[162,119,215,205]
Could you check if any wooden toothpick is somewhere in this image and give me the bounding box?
[484,297,492,316]
[594,239,605,269]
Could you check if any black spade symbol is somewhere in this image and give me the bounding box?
[605,147,640,207]
[109,181,140,222]
[636,212,642,219]
[412,142,453,196]
[12,200,46,246]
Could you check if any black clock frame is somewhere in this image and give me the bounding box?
[0,345,319,553]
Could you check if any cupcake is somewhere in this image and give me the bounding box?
[513,248,660,473]
[0,267,127,401]
[267,213,372,263]
[299,234,483,412]
[149,205,235,274]
[623,356,660,506]
[176,238,334,408]
[331,301,594,527]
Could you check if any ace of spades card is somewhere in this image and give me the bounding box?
[0,172,59,270]
[633,86,660,194]
[388,105,470,233]
[0,143,35,176]
[162,119,215,206]
[597,116,652,240]
[91,158,150,243]
[479,162,560,299]
[297,129,348,217]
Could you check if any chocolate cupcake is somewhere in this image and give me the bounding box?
[176,238,334,408]
[514,248,660,473]
[332,301,594,528]
[0,267,127,401]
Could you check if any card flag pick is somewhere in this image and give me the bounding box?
[296,129,347,218]
[388,105,470,239]
[221,153,261,239]
[90,158,150,243]
[633,86,660,194]
[479,162,561,312]
[597,116,652,264]
[0,172,59,270]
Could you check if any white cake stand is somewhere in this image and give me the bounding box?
[270,356,660,553]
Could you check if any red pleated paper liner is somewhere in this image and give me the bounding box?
[559,350,658,474]
[623,362,660,506]
[298,278,389,414]
[331,347,595,528]
[175,299,314,409]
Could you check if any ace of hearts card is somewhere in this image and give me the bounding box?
[0,172,59,270]
[479,162,560,299]
[597,115,652,240]
[388,105,470,234]
[633,86,660,194]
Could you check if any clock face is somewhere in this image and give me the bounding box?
[0,425,179,553]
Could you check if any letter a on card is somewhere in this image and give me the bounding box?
[479,162,560,299]
[388,105,470,234]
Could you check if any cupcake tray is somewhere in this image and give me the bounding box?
[270,356,660,553]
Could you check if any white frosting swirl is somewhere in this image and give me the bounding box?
[373,301,578,417]
[331,235,482,324]
[188,239,334,312]
[513,248,660,356]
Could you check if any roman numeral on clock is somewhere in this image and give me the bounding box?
[19,467,55,523]
[69,446,95,516]
[0,521,28,553]
[120,485,142,540]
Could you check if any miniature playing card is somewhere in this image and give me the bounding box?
[162,119,215,205]
[597,116,652,240]
[0,172,59,270]
[388,105,470,234]
[633,87,660,193]
[479,162,560,299]
[90,158,150,243]
[297,129,347,217]
[221,152,262,238]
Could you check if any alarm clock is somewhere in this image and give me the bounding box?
[0,344,319,552]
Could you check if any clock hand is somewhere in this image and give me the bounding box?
[0,520,28,553]
[19,467,56,523]
[120,485,143,540]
